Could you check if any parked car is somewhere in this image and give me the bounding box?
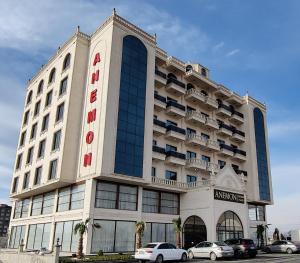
[263,240,300,254]
[134,242,188,263]
[187,241,234,261]
[225,238,257,258]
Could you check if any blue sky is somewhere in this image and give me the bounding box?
[0,0,299,233]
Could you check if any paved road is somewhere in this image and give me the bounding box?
[191,253,300,262]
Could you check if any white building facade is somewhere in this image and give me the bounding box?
[8,12,273,254]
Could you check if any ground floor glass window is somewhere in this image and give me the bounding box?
[216,211,244,241]
[9,225,25,248]
[27,223,51,250]
[142,222,176,246]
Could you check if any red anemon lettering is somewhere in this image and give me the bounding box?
[87,109,96,124]
[83,153,92,167]
[91,70,99,84]
[93,53,101,66]
[90,90,97,103]
[86,131,94,144]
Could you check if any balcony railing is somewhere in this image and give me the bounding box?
[232,110,244,118]
[218,103,232,112]
[233,129,245,137]
[152,145,165,154]
[153,119,166,128]
[154,93,167,103]
[220,143,235,152]
[186,133,207,142]
[166,100,186,111]
[166,125,186,135]
[166,78,186,89]
[219,122,235,132]
[166,150,186,160]
[155,69,167,79]
[234,148,246,156]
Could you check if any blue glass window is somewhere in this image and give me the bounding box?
[253,108,270,201]
[114,35,147,177]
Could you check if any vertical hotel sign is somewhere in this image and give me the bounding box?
[82,41,106,172]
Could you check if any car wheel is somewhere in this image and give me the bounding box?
[138,260,146,263]
[210,252,217,261]
[156,254,163,263]
[188,251,194,259]
[287,248,293,254]
[181,253,187,262]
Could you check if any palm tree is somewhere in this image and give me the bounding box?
[257,224,268,248]
[172,217,182,248]
[74,218,100,258]
[135,221,145,250]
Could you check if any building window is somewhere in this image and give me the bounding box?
[27,223,51,250]
[201,68,207,77]
[19,131,26,147]
[37,139,46,158]
[34,100,41,117]
[218,160,226,169]
[9,225,25,249]
[23,110,29,126]
[23,172,30,189]
[187,175,197,183]
[91,220,135,253]
[48,68,56,84]
[37,80,44,95]
[186,151,196,159]
[166,119,177,126]
[201,133,210,140]
[15,153,22,170]
[248,204,265,221]
[12,177,19,193]
[30,123,38,140]
[52,130,62,151]
[253,108,271,201]
[57,184,85,212]
[41,114,50,132]
[95,181,138,211]
[26,147,34,164]
[142,189,179,215]
[14,199,30,218]
[63,53,71,70]
[45,90,53,108]
[54,220,79,252]
[151,167,156,177]
[34,166,42,185]
[165,170,177,181]
[59,77,68,96]
[114,35,147,178]
[48,159,58,180]
[56,103,64,122]
[186,127,196,135]
[26,90,33,105]
[142,222,176,246]
[202,155,210,163]
[43,192,55,214]
[166,144,177,152]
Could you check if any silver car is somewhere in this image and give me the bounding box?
[264,240,300,254]
[188,241,234,261]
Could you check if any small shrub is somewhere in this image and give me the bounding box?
[97,250,104,256]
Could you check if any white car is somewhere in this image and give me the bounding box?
[188,241,234,261]
[134,242,188,263]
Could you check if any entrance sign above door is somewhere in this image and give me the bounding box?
[214,189,245,204]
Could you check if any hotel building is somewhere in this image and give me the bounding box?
[8,11,273,254]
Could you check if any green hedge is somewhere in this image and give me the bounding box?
[60,254,135,262]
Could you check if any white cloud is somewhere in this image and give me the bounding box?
[212,41,224,52]
[269,120,300,139]
[225,49,240,57]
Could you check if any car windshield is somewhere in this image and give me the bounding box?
[215,242,227,246]
[242,240,254,245]
[143,244,157,248]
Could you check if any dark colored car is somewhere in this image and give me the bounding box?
[224,238,257,258]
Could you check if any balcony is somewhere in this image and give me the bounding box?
[216,103,232,118]
[232,149,247,162]
[165,78,186,97]
[227,93,244,107]
[165,151,186,166]
[185,111,206,126]
[165,56,186,73]
[153,119,166,136]
[185,88,207,105]
[205,117,219,130]
[166,100,186,119]
[185,134,207,148]
[155,69,167,88]
[217,123,233,137]
[186,158,207,171]
[231,130,245,143]
[218,144,234,157]
[165,125,186,141]
[207,162,220,174]
[205,97,219,110]
[152,145,166,161]
[206,139,220,152]
[154,93,167,111]
[215,85,232,99]
[229,111,244,125]
[184,69,218,91]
